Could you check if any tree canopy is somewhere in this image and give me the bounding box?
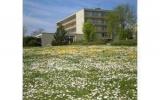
[105,4,136,40]
[83,21,96,42]
[54,24,67,43]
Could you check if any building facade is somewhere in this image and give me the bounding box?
[57,8,112,42]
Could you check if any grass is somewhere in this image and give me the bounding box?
[23,45,137,100]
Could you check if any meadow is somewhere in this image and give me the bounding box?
[23,45,137,100]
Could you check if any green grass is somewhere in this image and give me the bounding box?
[23,45,137,100]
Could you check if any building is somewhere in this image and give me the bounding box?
[34,33,54,46]
[57,8,112,42]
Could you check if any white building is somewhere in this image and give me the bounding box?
[57,8,112,42]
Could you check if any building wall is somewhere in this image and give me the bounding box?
[74,34,83,41]
[84,9,109,40]
[76,9,84,35]
[57,15,76,36]
[41,33,54,46]
[56,8,112,42]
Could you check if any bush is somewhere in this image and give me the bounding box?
[23,36,41,47]
[111,39,137,46]
[51,40,68,46]
[84,40,106,45]
[69,40,84,45]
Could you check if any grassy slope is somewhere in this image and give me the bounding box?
[23,45,137,100]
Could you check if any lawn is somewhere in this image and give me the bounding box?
[23,45,137,100]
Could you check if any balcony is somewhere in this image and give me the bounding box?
[65,25,76,31]
[62,19,76,26]
[85,16,105,19]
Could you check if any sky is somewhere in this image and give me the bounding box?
[23,0,137,35]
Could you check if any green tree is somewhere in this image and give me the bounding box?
[105,11,119,40]
[105,4,136,40]
[83,21,96,42]
[54,24,67,43]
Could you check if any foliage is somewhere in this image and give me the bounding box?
[105,11,119,40]
[23,36,41,47]
[83,21,96,42]
[111,40,137,46]
[105,4,136,40]
[53,24,67,45]
[51,40,68,46]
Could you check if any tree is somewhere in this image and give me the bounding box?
[105,11,119,40]
[53,24,67,44]
[23,36,41,47]
[83,21,96,42]
[105,4,136,40]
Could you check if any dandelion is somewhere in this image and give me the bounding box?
[23,45,137,99]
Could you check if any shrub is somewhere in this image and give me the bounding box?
[69,40,84,45]
[84,40,106,45]
[111,39,137,46]
[51,40,68,46]
[23,36,41,47]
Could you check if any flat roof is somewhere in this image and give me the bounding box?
[84,8,110,12]
[56,13,76,24]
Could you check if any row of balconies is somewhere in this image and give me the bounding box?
[85,18,106,26]
[62,19,76,26]
[63,22,76,29]
[65,25,76,31]
[85,11,106,17]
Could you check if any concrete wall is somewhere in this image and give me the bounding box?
[76,9,84,35]
[41,33,54,46]
[75,34,83,41]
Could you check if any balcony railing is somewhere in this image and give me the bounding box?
[62,19,76,26]
[65,25,76,31]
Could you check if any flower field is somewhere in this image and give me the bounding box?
[23,45,137,100]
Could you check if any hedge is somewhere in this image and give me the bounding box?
[23,36,41,47]
[111,39,137,46]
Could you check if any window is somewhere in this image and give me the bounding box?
[86,12,92,16]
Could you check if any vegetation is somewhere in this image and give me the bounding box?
[52,24,68,45]
[83,21,96,42]
[111,40,137,46]
[23,46,137,99]
[105,4,137,45]
[70,40,106,45]
[23,36,41,47]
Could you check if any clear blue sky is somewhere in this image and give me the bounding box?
[23,0,137,35]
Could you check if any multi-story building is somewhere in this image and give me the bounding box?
[57,8,111,42]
